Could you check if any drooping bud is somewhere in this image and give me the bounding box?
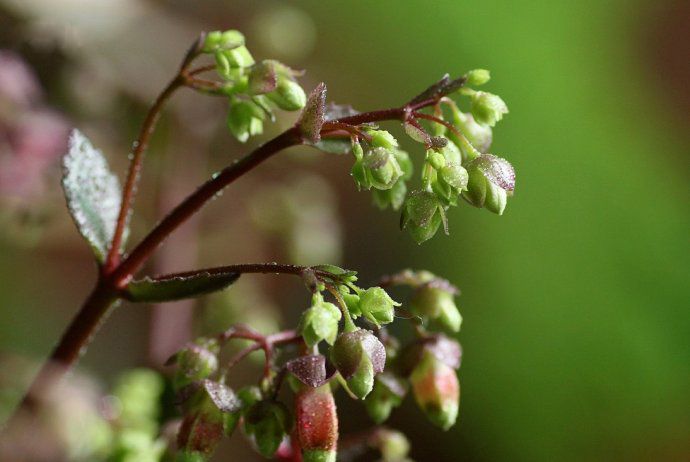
[296,385,338,462]
[168,338,220,390]
[373,428,412,462]
[362,147,404,190]
[400,190,445,244]
[177,381,241,459]
[330,329,386,399]
[450,108,493,155]
[244,400,292,458]
[298,293,342,347]
[227,100,264,143]
[409,349,460,430]
[433,162,469,206]
[465,68,491,86]
[363,372,407,424]
[202,30,245,53]
[225,45,255,68]
[368,129,398,150]
[470,91,508,127]
[267,78,307,111]
[371,149,413,210]
[462,154,515,215]
[357,287,400,327]
[248,60,278,95]
[409,280,461,333]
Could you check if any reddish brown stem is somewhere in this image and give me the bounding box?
[104,37,204,272]
[5,78,440,429]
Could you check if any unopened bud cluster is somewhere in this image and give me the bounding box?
[338,69,516,243]
[202,30,307,142]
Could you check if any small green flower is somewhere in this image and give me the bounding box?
[401,190,446,244]
[357,287,400,327]
[226,100,264,143]
[410,284,462,333]
[465,68,491,86]
[363,373,407,424]
[267,78,307,111]
[470,91,508,127]
[298,294,342,347]
[202,30,245,53]
[330,329,386,399]
[244,400,291,458]
[410,350,460,430]
[462,154,515,215]
[170,338,220,390]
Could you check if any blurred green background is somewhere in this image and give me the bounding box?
[1,0,688,461]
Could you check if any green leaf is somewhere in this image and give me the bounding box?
[126,271,241,302]
[61,129,123,263]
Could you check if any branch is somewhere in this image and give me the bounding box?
[104,37,204,272]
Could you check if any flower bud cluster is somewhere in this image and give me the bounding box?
[202,30,307,142]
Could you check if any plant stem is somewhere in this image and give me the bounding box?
[104,35,205,273]
[6,86,441,428]
[110,128,303,286]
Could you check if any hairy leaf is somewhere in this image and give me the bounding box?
[61,129,123,263]
[126,271,240,302]
[299,82,327,144]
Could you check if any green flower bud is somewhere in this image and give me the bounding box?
[410,350,460,430]
[330,329,386,399]
[466,68,491,86]
[227,100,264,143]
[470,91,508,127]
[244,400,291,458]
[462,154,515,215]
[363,373,407,424]
[358,287,400,327]
[410,284,462,333]
[351,158,371,191]
[362,147,404,190]
[395,149,414,181]
[372,179,407,210]
[376,428,411,461]
[401,190,445,244]
[371,149,412,210]
[203,30,245,53]
[298,294,342,347]
[450,109,493,155]
[341,292,362,318]
[225,45,255,68]
[437,137,463,165]
[170,338,220,390]
[484,180,507,215]
[368,130,398,150]
[267,79,307,111]
[431,162,468,206]
[428,151,446,170]
[348,354,375,399]
[296,385,338,462]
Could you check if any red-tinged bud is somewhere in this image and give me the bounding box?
[410,350,460,430]
[296,385,338,462]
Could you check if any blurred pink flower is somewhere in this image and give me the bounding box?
[0,51,69,201]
